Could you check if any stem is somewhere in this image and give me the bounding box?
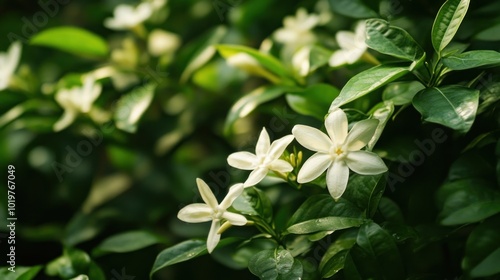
[361,52,381,66]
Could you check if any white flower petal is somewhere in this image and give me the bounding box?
[196,178,218,209]
[244,167,268,187]
[6,41,21,74]
[207,219,221,253]
[222,211,247,226]
[268,134,294,159]
[346,151,388,175]
[269,159,293,173]
[297,153,332,183]
[227,152,258,170]
[325,109,348,145]
[292,125,332,153]
[53,110,78,132]
[177,203,212,223]
[326,160,350,200]
[329,50,350,67]
[219,183,244,210]
[345,119,379,151]
[336,31,357,50]
[256,128,271,156]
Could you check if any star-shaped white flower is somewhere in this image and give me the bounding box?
[228,128,294,187]
[0,41,22,91]
[177,178,247,253]
[53,76,102,131]
[292,109,387,200]
[104,3,153,30]
[274,8,321,55]
[329,21,367,67]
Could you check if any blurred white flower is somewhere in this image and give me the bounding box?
[228,128,294,187]
[0,41,22,91]
[177,178,247,253]
[274,8,321,54]
[292,109,387,200]
[53,76,102,131]
[148,29,181,57]
[292,46,311,77]
[104,3,153,30]
[329,21,367,67]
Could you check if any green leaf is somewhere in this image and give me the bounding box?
[377,197,404,223]
[232,187,273,223]
[367,101,394,151]
[442,50,500,70]
[319,231,357,277]
[114,83,156,133]
[30,26,108,57]
[286,84,339,120]
[180,25,227,83]
[438,180,500,225]
[474,23,500,41]
[365,19,425,61]
[355,222,405,280]
[412,85,479,133]
[382,81,425,106]
[342,174,386,218]
[286,217,366,235]
[287,195,363,227]
[309,45,334,72]
[150,238,239,276]
[248,248,303,280]
[0,266,42,280]
[224,85,295,135]
[328,0,378,18]
[93,230,163,255]
[330,65,409,109]
[431,0,470,53]
[463,215,500,277]
[217,45,293,81]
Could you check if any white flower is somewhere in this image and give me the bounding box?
[147,29,181,57]
[104,3,153,30]
[53,76,102,131]
[0,41,22,91]
[329,21,367,67]
[274,8,321,54]
[292,109,387,200]
[177,178,247,253]
[292,46,311,77]
[228,128,294,187]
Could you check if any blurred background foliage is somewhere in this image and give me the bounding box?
[0,0,499,279]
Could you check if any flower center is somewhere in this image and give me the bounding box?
[212,205,224,220]
[329,145,347,161]
[257,155,271,167]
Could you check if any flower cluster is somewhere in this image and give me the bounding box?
[178,109,387,252]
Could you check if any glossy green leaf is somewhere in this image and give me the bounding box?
[286,217,367,234]
[329,65,409,109]
[355,222,405,280]
[114,83,156,133]
[431,0,470,53]
[365,19,425,61]
[150,238,238,276]
[94,230,163,255]
[377,197,404,223]
[287,195,363,227]
[286,84,339,120]
[232,187,273,223]
[248,248,303,280]
[367,101,394,151]
[438,180,500,225]
[0,266,42,280]
[412,85,479,133]
[442,50,500,70]
[224,85,295,135]
[30,26,108,57]
[328,0,378,18]
[463,215,500,277]
[474,23,500,41]
[217,45,293,81]
[319,231,357,277]
[342,174,386,218]
[382,81,425,106]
